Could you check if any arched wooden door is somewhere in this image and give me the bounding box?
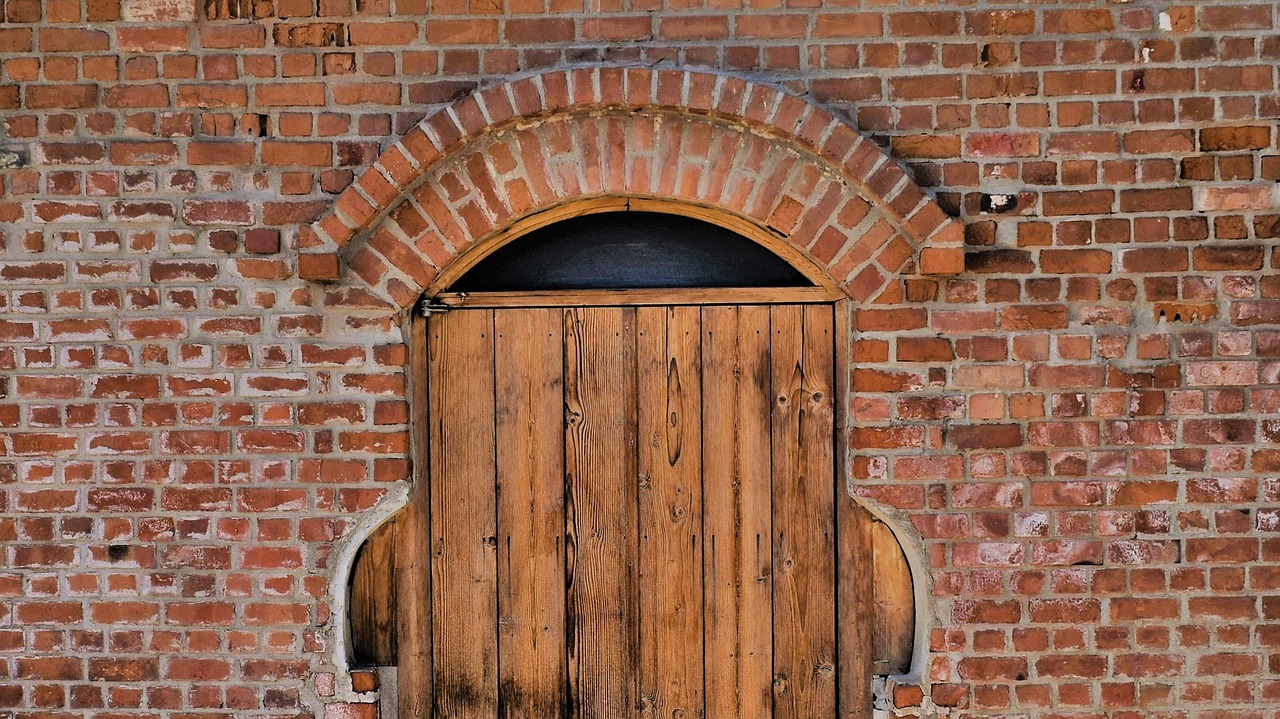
[399,300,874,719]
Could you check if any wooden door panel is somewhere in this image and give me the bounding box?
[495,308,568,716]
[564,307,640,718]
[637,306,704,718]
[770,305,837,719]
[702,305,774,719]
[428,309,500,719]
[412,303,866,719]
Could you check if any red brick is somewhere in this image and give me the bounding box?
[957,657,1028,681]
[116,26,189,52]
[244,228,281,254]
[18,657,84,680]
[40,28,110,52]
[1042,190,1113,216]
[425,19,499,44]
[951,424,1022,449]
[1194,245,1265,271]
[1044,70,1114,95]
[1201,125,1271,151]
[658,15,729,40]
[1043,9,1114,33]
[889,74,962,100]
[1039,249,1111,274]
[26,84,97,109]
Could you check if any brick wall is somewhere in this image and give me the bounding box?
[2,0,1278,716]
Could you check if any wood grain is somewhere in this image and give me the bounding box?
[399,314,433,719]
[770,304,837,719]
[837,498,874,719]
[350,517,398,666]
[702,305,773,719]
[394,299,876,719]
[429,309,499,719]
[637,306,703,719]
[495,308,567,717]
[564,306,639,717]
[872,521,915,676]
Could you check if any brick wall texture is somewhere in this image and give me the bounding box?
[2,0,1279,716]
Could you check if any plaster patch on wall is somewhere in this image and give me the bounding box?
[122,0,196,21]
[320,482,410,702]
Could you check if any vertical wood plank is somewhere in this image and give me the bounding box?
[351,517,398,665]
[833,297,874,719]
[400,314,433,719]
[871,521,915,677]
[770,304,837,719]
[637,306,704,719]
[702,305,774,719]
[429,309,499,719]
[494,309,568,717]
[564,306,639,718]
[837,499,874,719]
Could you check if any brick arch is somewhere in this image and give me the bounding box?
[301,66,963,309]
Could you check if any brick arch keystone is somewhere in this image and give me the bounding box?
[301,66,964,309]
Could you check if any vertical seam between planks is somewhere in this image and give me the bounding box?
[630,305,643,715]
[634,307,645,711]
[767,305,777,719]
[701,304,711,716]
[698,305,708,719]
[427,314,440,719]
[490,309,502,718]
[560,307,573,719]
[826,303,841,716]
[427,314,436,719]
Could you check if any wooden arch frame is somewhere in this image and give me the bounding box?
[299,66,964,309]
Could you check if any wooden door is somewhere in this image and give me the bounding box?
[403,303,873,719]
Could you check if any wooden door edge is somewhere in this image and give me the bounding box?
[397,312,433,719]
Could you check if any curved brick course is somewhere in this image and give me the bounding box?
[303,66,963,306]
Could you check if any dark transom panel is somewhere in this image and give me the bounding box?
[448,212,814,292]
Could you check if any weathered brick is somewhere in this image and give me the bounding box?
[3,9,1279,718]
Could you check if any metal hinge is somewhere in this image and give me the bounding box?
[418,297,450,317]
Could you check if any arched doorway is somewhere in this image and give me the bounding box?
[348,209,915,719]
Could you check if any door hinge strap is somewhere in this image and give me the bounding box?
[418,297,450,317]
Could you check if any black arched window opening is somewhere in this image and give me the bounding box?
[448,211,813,292]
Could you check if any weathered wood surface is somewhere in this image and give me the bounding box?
[702,305,774,719]
[345,302,920,719]
[770,304,837,719]
[398,314,433,719]
[351,517,398,666]
[837,498,874,719]
[495,308,567,716]
[564,306,640,717]
[872,520,915,676]
[429,309,499,718]
[637,306,704,718]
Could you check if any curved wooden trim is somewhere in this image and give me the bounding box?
[432,287,840,309]
[423,196,841,297]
